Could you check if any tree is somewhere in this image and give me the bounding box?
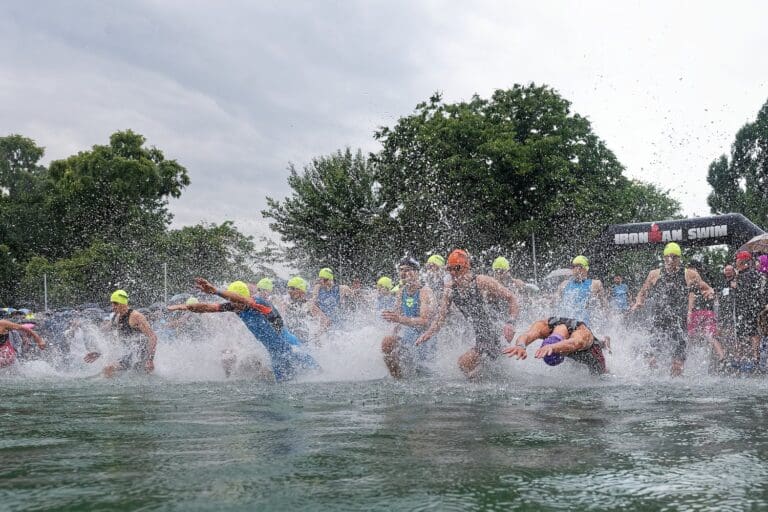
[0,135,50,263]
[1,131,265,307]
[372,84,679,271]
[0,244,22,305]
[0,134,45,196]
[707,98,768,227]
[158,221,258,297]
[42,130,190,258]
[265,85,681,280]
[18,242,128,308]
[263,149,389,281]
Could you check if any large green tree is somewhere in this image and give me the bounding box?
[707,98,768,226]
[42,130,190,259]
[0,131,265,308]
[265,85,679,281]
[0,134,45,196]
[17,221,258,307]
[372,85,679,268]
[263,149,389,280]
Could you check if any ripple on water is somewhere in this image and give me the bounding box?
[2,374,768,510]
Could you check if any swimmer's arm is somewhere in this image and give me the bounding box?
[310,302,332,331]
[381,292,405,324]
[632,270,658,310]
[516,321,551,347]
[534,325,592,358]
[130,312,158,360]
[339,284,356,302]
[310,302,326,319]
[195,277,256,308]
[0,320,46,349]
[686,269,714,300]
[216,289,252,307]
[419,289,452,340]
[477,275,519,321]
[394,287,435,329]
[559,327,593,353]
[415,287,435,327]
[168,303,222,313]
[503,320,551,359]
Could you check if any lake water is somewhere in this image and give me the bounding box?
[3,355,768,511]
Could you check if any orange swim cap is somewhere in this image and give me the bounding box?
[447,249,471,270]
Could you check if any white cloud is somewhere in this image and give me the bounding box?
[1,0,766,246]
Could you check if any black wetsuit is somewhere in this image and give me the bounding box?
[733,268,764,339]
[450,276,500,358]
[546,317,607,375]
[647,266,689,361]
[112,309,150,371]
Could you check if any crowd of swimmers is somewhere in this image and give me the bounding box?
[3,242,768,382]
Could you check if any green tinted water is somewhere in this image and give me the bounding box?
[2,377,768,511]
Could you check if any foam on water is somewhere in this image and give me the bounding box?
[4,304,755,393]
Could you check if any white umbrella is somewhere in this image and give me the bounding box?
[738,233,768,254]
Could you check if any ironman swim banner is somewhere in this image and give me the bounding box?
[605,213,764,249]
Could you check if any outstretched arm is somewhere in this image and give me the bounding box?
[194,278,274,316]
[534,324,593,359]
[195,278,250,306]
[478,275,519,341]
[416,288,452,345]
[502,320,551,360]
[632,270,658,311]
[168,303,223,314]
[0,320,46,349]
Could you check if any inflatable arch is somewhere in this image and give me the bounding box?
[586,213,764,272]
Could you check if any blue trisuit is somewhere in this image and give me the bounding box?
[221,298,318,382]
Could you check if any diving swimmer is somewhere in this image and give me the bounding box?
[169,278,318,382]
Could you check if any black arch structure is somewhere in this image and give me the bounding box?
[586,213,764,273]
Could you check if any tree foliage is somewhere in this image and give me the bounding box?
[707,98,768,226]
[266,84,680,281]
[0,131,257,307]
[263,149,388,280]
[0,134,45,196]
[43,130,190,258]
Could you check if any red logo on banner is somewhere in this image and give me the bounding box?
[649,223,663,243]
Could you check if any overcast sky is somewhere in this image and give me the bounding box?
[1,0,766,242]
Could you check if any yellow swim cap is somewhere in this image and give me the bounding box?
[256,278,274,292]
[572,255,589,270]
[318,268,334,280]
[492,257,510,271]
[377,276,394,290]
[663,242,682,257]
[110,289,129,305]
[227,281,251,298]
[427,254,445,267]
[185,297,199,306]
[287,276,308,293]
